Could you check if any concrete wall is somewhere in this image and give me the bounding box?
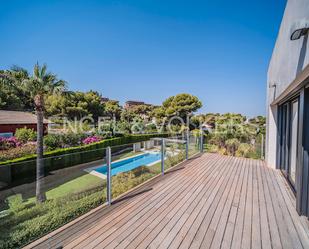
[266,0,309,167]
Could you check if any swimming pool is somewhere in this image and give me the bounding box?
[93,152,161,176]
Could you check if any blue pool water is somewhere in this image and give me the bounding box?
[94,152,161,176]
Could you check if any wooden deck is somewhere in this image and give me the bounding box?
[27,153,309,249]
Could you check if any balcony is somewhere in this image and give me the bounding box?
[25,153,309,249]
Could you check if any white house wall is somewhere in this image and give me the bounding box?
[266,0,309,167]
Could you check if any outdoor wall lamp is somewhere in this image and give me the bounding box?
[290,20,309,40]
[291,28,309,40]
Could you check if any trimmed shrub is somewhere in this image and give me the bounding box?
[0,133,168,185]
[0,159,165,249]
[15,128,36,144]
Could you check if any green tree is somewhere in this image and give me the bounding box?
[104,100,122,119]
[0,66,32,110]
[45,94,69,117]
[22,63,66,202]
[64,91,104,121]
[121,108,138,122]
[162,93,202,119]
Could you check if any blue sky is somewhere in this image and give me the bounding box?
[0,0,286,117]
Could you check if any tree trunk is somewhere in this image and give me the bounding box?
[35,95,46,203]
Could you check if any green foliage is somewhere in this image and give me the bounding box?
[0,145,36,162]
[203,112,265,159]
[43,134,62,150]
[104,100,122,119]
[224,138,240,156]
[162,93,202,118]
[115,121,131,134]
[44,94,69,117]
[0,189,105,249]
[206,144,219,153]
[236,143,254,158]
[0,66,33,111]
[15,128,37,143]
[44,91,106,121]
[0,134,168,185]
[0,157,167,249]
[7,195,25,214]
[120,108,138,122]
[44,133,89,151]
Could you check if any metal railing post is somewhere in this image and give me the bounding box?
[186,132,189,160]
[261,134,264,160]
[106,146,112,205]
[200,130,204,153]
[161,138,165,175]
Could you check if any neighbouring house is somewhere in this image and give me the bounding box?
[101,97,119,104]
[124,100,147,109]
[0,110,50,136]
[100,97,110,103]
[266,0,309,218]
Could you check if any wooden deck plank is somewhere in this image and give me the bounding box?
[122,155,229,249]
[266,164,304,249]
[109,155,227,249]
[173,157,239,249]
[46,155,208,248]
[157,157,239,249]
[220,158,247,249]
[204,157,243,248]
[147,157,235,249]
[241,157,253,249]
[210,157,246,249]
[24,153,309,249]
[65,154,216,249]
[259,159,283,249]
[263,163,294,249]
[251,159,262,249]
[188,157,241,249]
[136,156,235,249]
[230,157,249,249]
[272,168,309,248]
[256,160,272,249]
[199,157,243,249]
[73,155,213,248]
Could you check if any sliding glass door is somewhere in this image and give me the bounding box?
[289,99,299,186]
[278,97,299,191]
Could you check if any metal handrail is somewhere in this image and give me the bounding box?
[105,135,203,205]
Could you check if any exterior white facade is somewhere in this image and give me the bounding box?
[266,0,309,217]
[266,0,309,168]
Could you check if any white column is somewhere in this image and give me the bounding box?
[266,105,278,168]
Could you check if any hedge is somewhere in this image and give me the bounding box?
[0,133,168,186]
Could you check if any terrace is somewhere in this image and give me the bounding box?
[25,153,309,249]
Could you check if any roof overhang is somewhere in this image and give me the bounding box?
[271,64,309,106]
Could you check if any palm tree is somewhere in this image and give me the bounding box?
[23,63,67,202]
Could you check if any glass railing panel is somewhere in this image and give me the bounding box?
[188,133,200,158]
[0,148,107,249]
[164,140,186,171]
[110,141,162,200]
